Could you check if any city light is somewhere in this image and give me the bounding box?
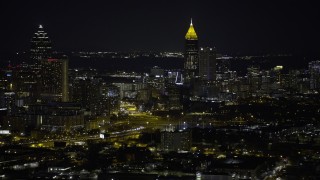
[1,2,320,179]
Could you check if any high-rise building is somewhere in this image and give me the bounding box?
[184,19,199,80]
[71,77,120,117]
[28,102,84,132]
[39,57,69,102]
[199,47,217,81]
[247,66,261,94]
[12,62,38,105]
[309,60,320,91]
[165,84,183,110]
[161,129,192,152]
[30,25,52,62]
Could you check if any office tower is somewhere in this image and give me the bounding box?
[309,60,320,90]
[161,129,192,152]
[247,66,261,95]
[28,102,84,132]
[184,19,199,80]
[39,57,69,102]
[0,92,16,116]
[30,25,52,62]
[199,47,217,81]
[165,84,183,110]
[12,62,38,105]
[70,73,120,117]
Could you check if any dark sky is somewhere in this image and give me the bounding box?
[1,0,320,55]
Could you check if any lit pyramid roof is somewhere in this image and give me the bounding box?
[185,19,198,40]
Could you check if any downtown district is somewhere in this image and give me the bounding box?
[0,22,320,179]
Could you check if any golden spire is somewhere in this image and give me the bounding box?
[185,18,198,40]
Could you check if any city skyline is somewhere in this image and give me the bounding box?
[1,2,320,179]
[1,0,320,57]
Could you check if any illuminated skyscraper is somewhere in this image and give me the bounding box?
[30,25,52,62]
[184,19,199,80]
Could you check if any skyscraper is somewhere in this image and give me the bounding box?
[12,62,38,105]
[309,60,320,90]
[39,57,69,102]
[184,19,199,80]
[199,47,217,81]
[30,25,52,62]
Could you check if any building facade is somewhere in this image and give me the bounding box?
[199,47,217,81]
[39,57,69,102]
[184,19,199,80]
[30,25,52,62]
[161,129,192,152]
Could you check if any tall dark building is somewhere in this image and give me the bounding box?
[161,129,192,152]
[12,62,38,105]
[30,25,52,62]
[199,47,217,81]
[309,60,320,91]
[39,57,69,102]
[184,19,199,80]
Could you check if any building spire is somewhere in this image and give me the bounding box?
[185,19,198,40]
[30,24,52,61]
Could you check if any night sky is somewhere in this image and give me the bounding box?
[1,0,320,56]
